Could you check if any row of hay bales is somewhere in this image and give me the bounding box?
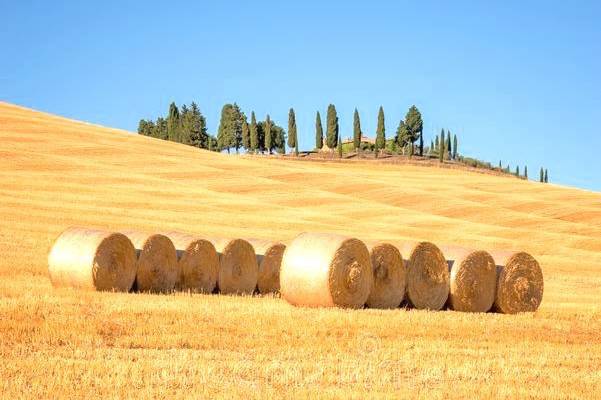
[47,227,544,314]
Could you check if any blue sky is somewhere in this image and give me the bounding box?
[2,1,600,191]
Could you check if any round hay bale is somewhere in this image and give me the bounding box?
[400,242,449,310]
[247,239,286,294]
[164,231,219,293]
[442,246,496,313]
[123,231,178,293]
[47,227,137,291]
[206,238,258,295]
[365,242,406,309]
[492,251,544,314]
[280,232,372,308]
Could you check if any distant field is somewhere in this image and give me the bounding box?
[1,101,600,398]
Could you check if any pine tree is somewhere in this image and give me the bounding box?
[167,102,180,142]
[250,112,258,153]
[353,108,362,151]
[540,167,544,182]
[453,134,458,159]
[265,114,272,154]
[524,166,528,179]
[326,104,338,149]
[439,130,444,163]
[544,169,548,183]
[287,108,297,155]
[337,132,342,158]
[241,113,250,150]
[375,106,385,158]
[315,111,323,150]
[405,105,423,155]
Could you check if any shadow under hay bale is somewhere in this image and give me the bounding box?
[442,246,496,313]
[205,238,258,295]
[400,241,449,310]
[122,231,178,294]
[247,239,286,295]
[280,232,373,308]
[365,242,406,309]
[492,251,544,314]
[47,227,137,292]
[164,231,219,294]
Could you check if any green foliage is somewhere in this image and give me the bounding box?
[453,134,458,159]
[241,113,250,150]
[315,111,323,149]
[376,106,386,149]
[516,165,520,176]
[250,111,258,152]
[439,130,444,163]
[326,104,338,148]
[287,108,297,152]
[396,120,409,149]
[405,105,423,155]
[524,166,528,179]
[217,104,236,153]
[167,102,180,142]
[540,167,544,182]
[544,169,548,183]
[446,131,452,159]
[462,157,492,169]
[435,135,439,151]
[353,109,361,150]
[264,114,272,153]
[337,132,342,158]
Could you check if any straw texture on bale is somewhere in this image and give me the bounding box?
[401,242,449,310]
[247,239,286,294]
[493,251,544,314]
[442,246,496,313]
[365,242,406,309]
[206,238,258,295]
[280,232,373,308]
[123,231,178,293]
[164,231,219,293]
[47,227,137,291]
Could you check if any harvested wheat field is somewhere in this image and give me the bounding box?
[1,101,600,398]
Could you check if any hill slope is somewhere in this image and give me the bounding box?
[1,101,600,398]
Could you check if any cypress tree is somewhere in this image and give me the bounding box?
[250,111,258,153]
[375,106,385,158]
[241,114,250,150]
[189,102,208,149]
[396,120,409,151]
[453,134,458,159]
[315,111,323,150]
[524,166,528,179]
[287,108,297,155]
[232,103,243,153]
[167,102,180,142]
[544,169,548,183]
[265,114,272,154]
[326,104,338,149]
[439,130,444,163]
[337,132,342,158]
[446,131,452,159]
[217,104,234,153]
[499,160,503,169]
[154,117,168,140]
[435,135,439,152]
[516,165,520,176]
[430,140,434,155]
[540,167,544,182]
[353,108,362,151]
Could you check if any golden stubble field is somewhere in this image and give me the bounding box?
[1,101,600,398]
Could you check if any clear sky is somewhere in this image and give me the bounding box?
[2,1,600,191]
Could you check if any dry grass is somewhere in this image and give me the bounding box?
[1,101,600,398]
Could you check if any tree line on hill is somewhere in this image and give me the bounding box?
[138,102,549,183]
